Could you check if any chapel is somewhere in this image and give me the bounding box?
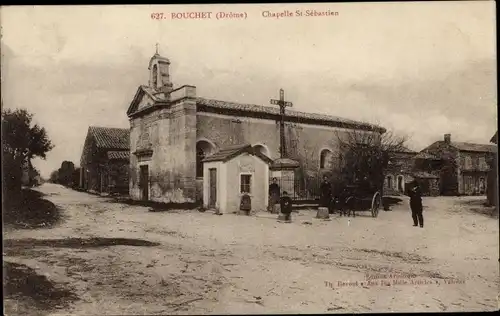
[126,50,386,207]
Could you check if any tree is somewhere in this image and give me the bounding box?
[334,128,410,195]
[2,108,54,193]
[49,170,60,183]
[58,161,75,187]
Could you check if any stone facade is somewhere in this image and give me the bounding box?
[383,149,416,195]
[196,112,369,198]
[421,134,495,196]
[127,52,385,204]
[128,87,197,202]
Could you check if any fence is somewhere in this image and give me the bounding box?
[271,176,321,202]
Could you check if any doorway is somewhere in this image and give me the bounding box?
[397,175,404,193]
[140,165,149,201]
[209,168,217,208]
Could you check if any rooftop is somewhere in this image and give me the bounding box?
[107,151,130,160]
[450,141,496,153]
[88,126,130,150]
[196,97,385,132]
[202,144,273,164]
[127,85,386,133]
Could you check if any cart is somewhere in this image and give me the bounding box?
[333,184,382,218]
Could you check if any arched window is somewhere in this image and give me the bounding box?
[196,140,216,178]
[253,144,271,158]
[319,149,334,169]
[397,175,404,192]
[386,175,394,189]
[152,65,158,88]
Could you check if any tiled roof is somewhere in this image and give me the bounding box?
[450,142,496,153]
[107,151,129,160]
[196,97,385,132]
[128,85,386,132]
[203,144,251,163]
[203,144,273,163]
[89,126,130,150]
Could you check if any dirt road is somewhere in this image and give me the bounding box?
[3,183,499,314]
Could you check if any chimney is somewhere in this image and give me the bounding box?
[444,134,451,144]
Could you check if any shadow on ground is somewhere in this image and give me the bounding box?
[3,237,161,253]
[3,189,63,229]
[457,198,498,218]
[108,196,199,212]
[3,261,79,314]
[383,196,404,209]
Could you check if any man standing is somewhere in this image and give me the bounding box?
[280,191,293,222]
[268,177,280,213]
[320,176,332,209]
[408,181,424,228]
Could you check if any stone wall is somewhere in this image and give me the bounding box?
[196,112,377,193]
[384,152,415,195]
[108,160,129,194]
[423,142,461,195]
[225,153,269,213]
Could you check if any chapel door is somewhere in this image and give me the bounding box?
[140,165,149,201]
[209,168,217,208]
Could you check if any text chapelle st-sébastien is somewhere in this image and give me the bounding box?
[168,9,338,20]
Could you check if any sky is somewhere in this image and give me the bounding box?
[1,2,497,178]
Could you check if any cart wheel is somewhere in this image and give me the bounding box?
[371,192,381,218]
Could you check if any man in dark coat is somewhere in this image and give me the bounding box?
[408,181,424,227]
[320,176,332,208]
[280,191,293,222]
[268,178,280,213]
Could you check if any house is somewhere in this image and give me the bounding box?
[202,144,273,213]
[126,50,386,204]
[79,126,130,195]
[487,131,497,206]
[383,146,417,195]
[421,134,496,196]
[411,151,442,196]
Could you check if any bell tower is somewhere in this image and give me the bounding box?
[148,44,173,94]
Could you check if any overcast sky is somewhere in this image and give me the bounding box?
[1,2,497,178]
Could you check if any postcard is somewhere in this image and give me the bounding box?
[1,2,498,315]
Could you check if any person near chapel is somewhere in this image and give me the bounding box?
[280,191,293,222]
[407,180,424,228]
[320,176,332,209]
[268,177,281,213]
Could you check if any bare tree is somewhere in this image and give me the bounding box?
[333,126,410,195]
